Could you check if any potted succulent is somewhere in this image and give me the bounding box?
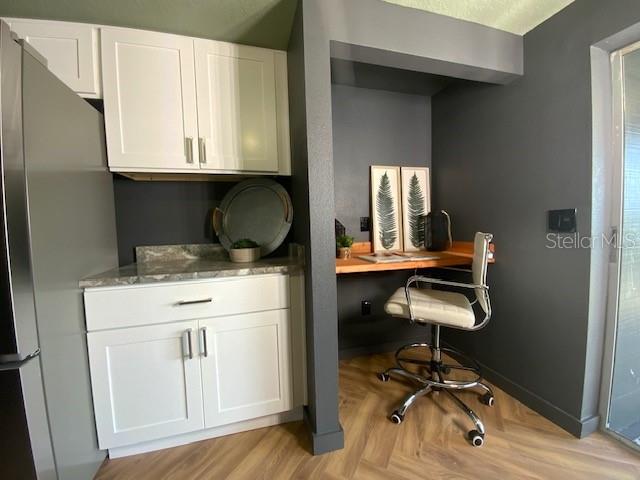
[336,235,354,259]
[229,238,261,263]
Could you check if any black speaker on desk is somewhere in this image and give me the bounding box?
[425,210,452,251]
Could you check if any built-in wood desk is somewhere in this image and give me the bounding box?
[335,241,495,275]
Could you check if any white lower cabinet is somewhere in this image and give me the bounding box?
[84,274,304,455]
[87,320,204,449]
[201,310,292,428]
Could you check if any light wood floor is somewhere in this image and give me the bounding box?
[95,352,640,479]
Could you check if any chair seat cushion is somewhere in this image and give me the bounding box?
[385,287,476,329]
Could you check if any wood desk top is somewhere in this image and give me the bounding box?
[336,241,495,275]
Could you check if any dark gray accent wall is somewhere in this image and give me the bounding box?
[431,0,640,437]
[287,2,346,455]
[332,84,431,240]
[332,84,432,357]
[112,177,291,265]
[288,0,522,454]
[112,177,232,265]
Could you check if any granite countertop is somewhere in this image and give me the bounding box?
[80,244,303,289]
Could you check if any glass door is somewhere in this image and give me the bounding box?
[605,43,640,449]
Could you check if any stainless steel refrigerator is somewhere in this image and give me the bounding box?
[0,21,118,479]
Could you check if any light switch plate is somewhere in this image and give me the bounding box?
[548,209,577,233]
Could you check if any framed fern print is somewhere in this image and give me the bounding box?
[371,166,403,252]
[401,167,431,252]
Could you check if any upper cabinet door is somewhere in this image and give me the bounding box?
[5,18,101,98]
[101,28,199,170]
[195,40,278,172]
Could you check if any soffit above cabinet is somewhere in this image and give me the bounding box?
[382,0,574,35]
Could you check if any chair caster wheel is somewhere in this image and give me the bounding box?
[390,411,404,424]
[480,393,495,407]
[377,372,390,382]
[468,430,484,447]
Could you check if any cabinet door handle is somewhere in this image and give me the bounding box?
[176,298,212,306]
[185,137,194,164]
[184,328,194,359]
[200,327,209,358]
[198,137,207,165]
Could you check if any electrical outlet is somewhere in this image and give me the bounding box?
[360,217,370,232]
[361,300,372,315]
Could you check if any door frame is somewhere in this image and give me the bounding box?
[599,39,640,452]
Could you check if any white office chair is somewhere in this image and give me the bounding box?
[379,232,494,447]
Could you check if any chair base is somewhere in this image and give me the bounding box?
[378,340,494,447]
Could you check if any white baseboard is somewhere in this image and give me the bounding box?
[108,407,303,459]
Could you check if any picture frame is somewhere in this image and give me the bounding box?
[371,166,403,252]
[401,167,431,252]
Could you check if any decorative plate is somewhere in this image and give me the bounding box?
[213,179,293,256]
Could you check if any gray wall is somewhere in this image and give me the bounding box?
[289,0,522,454]
[332,84,431,240]
[431,0,640,437]
[112,177,291,265]
[332,84,432,356]
[112,177,231,265]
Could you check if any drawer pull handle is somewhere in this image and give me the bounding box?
[183,328,194,359]
[176,298,213,306]
[200,327,209,358]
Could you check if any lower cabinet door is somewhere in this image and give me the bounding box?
[199,309,292,428]
[87,321,204,449]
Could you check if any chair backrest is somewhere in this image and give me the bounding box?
[472,232,493,315]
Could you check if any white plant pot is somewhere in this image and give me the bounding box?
[229,247,261,263]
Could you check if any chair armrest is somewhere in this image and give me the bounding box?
[405,275,488,291]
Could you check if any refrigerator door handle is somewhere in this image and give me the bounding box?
[0,348,40,371]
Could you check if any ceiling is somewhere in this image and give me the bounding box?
[331,58,455,96]
[0,0,297,49]
[0,0,573,51]
[382,0,574,35]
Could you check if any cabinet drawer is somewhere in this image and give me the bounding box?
[84,274,289,331]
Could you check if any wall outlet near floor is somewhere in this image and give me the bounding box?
[361,300,372,315]
[360,217,370,232]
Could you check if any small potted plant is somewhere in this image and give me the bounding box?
[336,235,354,259]
[229,238,261,263]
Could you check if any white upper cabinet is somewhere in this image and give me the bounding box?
[194,40,279,172]
[101,28,199,170]
[4,18,101,98]
[3,18,292,175]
